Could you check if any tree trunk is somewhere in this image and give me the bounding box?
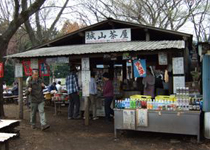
[0,0,46,118]
[0,37,9,118]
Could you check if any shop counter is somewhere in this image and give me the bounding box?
[114,109,201,142]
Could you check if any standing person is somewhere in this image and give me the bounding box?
[56,81,63,93]
[89,72,98,120]
[27,70,50,130]
[66,65,80,119]
[102,72,114,122]
[142,67,155,98]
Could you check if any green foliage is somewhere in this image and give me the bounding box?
[4,63,15,86]
[54,64,70,78]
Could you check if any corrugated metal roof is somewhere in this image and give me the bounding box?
[6,40,185,58]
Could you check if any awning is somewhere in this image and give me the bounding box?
[6,40,185,58]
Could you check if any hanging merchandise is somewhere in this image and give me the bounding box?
[133,59,146,77]
[0,62,4,78]
[22,60,32,76]
[39,59,50,76]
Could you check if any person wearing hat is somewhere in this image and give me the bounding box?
[102,72,114,122]
[66,65,80,119]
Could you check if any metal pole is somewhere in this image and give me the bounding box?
[18,77,23,119]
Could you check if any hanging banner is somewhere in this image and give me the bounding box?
[133,59,146,77]
[0,63,4,78]
[15,63,23,78]
[39,59,50,76]
[22,60,32,76]
[31,58,39,69]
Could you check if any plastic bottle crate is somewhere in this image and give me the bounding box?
[130,95,151,101]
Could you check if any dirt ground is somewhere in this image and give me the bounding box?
[3,103,210,150]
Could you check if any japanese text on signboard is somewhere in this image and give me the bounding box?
[85,28,131,43]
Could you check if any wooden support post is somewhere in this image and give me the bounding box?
[123,60,127,81]
[5,141,9,150]
[84,96,89,126]
[145,29,150,41]
[18,77,23,119]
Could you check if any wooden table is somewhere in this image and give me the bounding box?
[3,96,18,104]
[53,100,69,115]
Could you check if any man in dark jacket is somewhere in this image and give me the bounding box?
[27,70,50,130]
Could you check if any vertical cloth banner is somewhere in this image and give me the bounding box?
[133,59,146,77]
[39,59,50,76]
[0,62,4,78]
[22,60,32,76]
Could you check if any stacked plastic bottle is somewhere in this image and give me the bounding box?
[176,87,190,111]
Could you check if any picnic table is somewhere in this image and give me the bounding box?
[52,93,69,115]
[3,95,18,104]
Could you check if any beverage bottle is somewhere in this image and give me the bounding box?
[115,100,118,108]
[133,99,136,109]
[130,98,134,109]
[122,100,125,109]
[124,98,128,109]
[147,99,150,110]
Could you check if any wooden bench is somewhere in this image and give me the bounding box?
[0,120,20,134]
[0,120,20,150]
[0,133,17,150]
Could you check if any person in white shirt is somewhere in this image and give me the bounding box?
[56,81,62,93]
[89,72,98,120]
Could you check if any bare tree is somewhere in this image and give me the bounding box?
[186,0,210,42]
[0,0,46,117]
[23,0,70,47]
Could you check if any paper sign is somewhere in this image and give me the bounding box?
[15,63,23,78]
[133,59,146,77]
[158,52,168,65]
[31,58,39,69]
[136,109,148,127]
[82,71,90,96]
[173,76,185,93]
[82,58,90,71]
[123,110,135,129]
[173,57,184,74]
